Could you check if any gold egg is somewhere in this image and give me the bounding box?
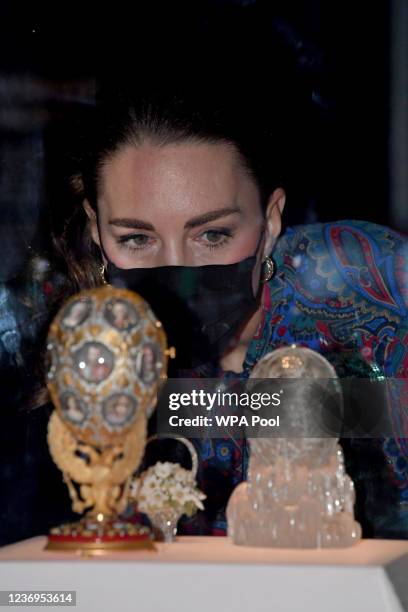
[46,286,168,447]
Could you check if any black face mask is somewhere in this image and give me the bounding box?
[105,256,260,373]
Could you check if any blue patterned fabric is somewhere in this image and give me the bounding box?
[179,220,408,537]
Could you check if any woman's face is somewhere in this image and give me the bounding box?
[85,141,285,294]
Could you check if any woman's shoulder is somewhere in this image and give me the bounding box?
[261,219,408,378]
[275,219,408,315]
[278,219,406,254]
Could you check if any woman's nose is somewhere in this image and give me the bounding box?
[156,242,186,267]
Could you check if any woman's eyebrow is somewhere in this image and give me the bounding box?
[108,207,241,231]
[108,218,155,231]
[184,207,241,229]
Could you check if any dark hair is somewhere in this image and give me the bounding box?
[83,86,281,207]
[49,75,289,295]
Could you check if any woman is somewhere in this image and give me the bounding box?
[1,83,407,544]
[46,84,408,538]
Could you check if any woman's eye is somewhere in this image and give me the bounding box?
[117,234,154,250]
[200,229,233,248]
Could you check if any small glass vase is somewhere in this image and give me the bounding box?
[148,508,181,543]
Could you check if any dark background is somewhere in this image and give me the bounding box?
[0,0,402,284]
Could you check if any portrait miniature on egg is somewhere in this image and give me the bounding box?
[104,298,140,332]
[137,342,160,385]
[61,298,92,329]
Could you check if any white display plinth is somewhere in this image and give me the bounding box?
[0,536,407,612]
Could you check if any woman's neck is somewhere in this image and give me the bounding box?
[219,299,264,374]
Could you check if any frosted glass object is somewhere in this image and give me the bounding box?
[227,346,362,548]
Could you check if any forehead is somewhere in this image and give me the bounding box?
[98,141,259,218]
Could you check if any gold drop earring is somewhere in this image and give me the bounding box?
[100,263,108,285]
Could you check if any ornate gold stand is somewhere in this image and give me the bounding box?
[45,412,155,552]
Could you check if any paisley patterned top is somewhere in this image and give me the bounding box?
[177,220,408,538]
